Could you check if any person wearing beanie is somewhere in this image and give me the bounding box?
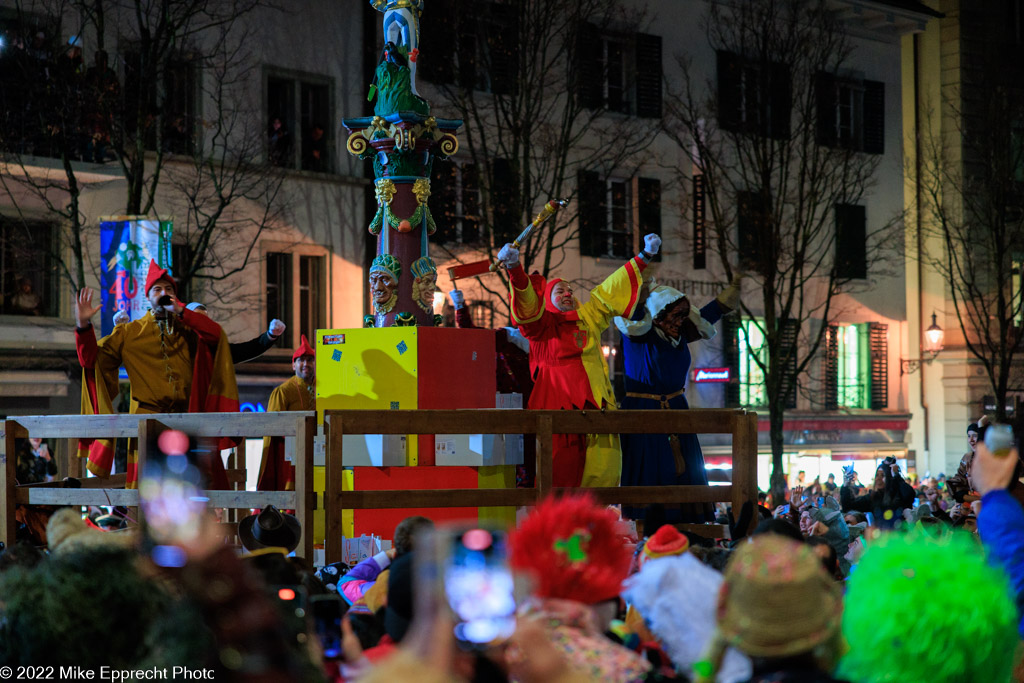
[838,532,1018,683]
[74,260,239,488]
[186,302,286,365]
[496,234,658,488]
[258,334,315,491]
[614,277,741,524]
[696,534,844,683]
[509,494,651,681]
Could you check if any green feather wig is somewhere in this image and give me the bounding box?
[838,532,1018,683]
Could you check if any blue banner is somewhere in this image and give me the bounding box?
[98,218,173,336]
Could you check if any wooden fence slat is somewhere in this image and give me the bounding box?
[17,488,296,509]
[319,409,745,435]
[1,421,17,551]
[340,488,536,510]
[535,414,553,502]
[553,485,734,506]
[295,415,315,560]
[325,414,346,565]
[8,411,313,439]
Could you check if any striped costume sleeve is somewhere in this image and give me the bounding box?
[579,255,647,334]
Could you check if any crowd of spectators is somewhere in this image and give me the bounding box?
[4,414,1024,681]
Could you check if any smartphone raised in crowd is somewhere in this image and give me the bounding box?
[420,525,518,649]
[310,594,347,659]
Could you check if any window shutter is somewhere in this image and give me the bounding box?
[723,315,741,408]
[780,318,799,409]
[577,170,604,257]
[863,80,885,155]
[815,72,837,146]
[768,61,792,140]
[461,163,481,243]
[693,174,707,270]
[824,324,839,410]
[637,177,661,262]
[576,23,603,109]
[430,159,459,243]
[869,322,888,409]
[717,51,742,132]
[418,0,457,84]
[738,191,768,271]
[457,20,479,90]
[835,204,867,280]
[635,33,662,118]
[490,158,517,243]
[488,3,518,95]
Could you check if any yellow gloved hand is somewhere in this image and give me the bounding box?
[717,273,743,311]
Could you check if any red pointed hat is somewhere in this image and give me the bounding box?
[292,334,315,361]
[144,259,176,296]
[643,524,690,560]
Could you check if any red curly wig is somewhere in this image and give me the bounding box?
[509,493,631,604]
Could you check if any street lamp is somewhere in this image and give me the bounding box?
[901,312,944,375]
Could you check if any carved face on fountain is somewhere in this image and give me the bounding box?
[410,256,438,312]
[369,254,401,314]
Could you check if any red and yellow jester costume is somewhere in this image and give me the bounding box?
[507,255,647,487]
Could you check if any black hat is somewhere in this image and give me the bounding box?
[238,505,301,553]
[967,422,980,435]
[385,552,414,643]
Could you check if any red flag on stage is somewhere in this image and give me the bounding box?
[447,259,495,281]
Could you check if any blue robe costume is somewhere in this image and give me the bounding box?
[620,299,724,523]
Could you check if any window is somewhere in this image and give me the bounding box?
[738,190,771,271]
[124,51,198,154]
[693,174,707,269]
[578,171,661,259]
[266,252,293,348]
[815,73,884,154]
[835,204,867,280]
[170,243,193,304]
[717,51,791,139]
[0,217,58,317]
[266,251,326,349]
[577,24,662,118]
[825,322,888,410]
[298,255,325,344]
[430,159,481,244]
[266,71,332,172]
[418,0,518,95]
[725,316,797,409]
[469,299,495,328]
[737,318,768,407]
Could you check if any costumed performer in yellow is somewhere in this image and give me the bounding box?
[257,334,315,491]
[75,259,239,488]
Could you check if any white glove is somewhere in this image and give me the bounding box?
[449,289,465,309]
[113,310,130,325]
[643,233,662,256]
[497,243,520,268]
[268,319,286,338]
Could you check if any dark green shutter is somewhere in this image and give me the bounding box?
[637,177,661,262]
[717,51,742,132]
[635,33,662,118]
[869,322,888,409]
[768,61,792,140]
[815,72,837,146]
[824,324,839,410]
[488,3,518,95]
[863,80,885,155]
[430,159,459,243]
[723,315,741,408]
[835,204,867,280]
[578,170,604,257]
[490,158,517,244]
[418,0,456,84]
[576,23,603,109]
[780,318,799,409]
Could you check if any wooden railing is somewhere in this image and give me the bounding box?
[324,408,758,565]
[1,411,316,559]
[3,408,759,566]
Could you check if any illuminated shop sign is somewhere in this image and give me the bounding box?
[692,367,730,383]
